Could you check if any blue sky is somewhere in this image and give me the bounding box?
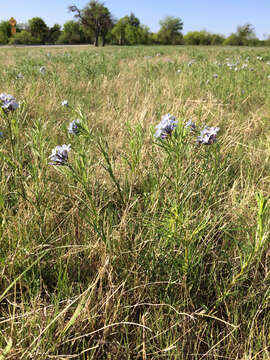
[1,0,270,39]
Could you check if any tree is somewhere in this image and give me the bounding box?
[57,21,87,44]
[111,17,128,45]
[48,24,61,44]
[69,0,113,46]
[236,23,256,42]
[111,13,148,45]
[0,21,11,39]
[224,24,258,46]
[183,30,224,45]
[28,17,48,43]
[129,13,140,28]
[157,16,183,44]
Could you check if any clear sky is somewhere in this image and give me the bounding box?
[1,0,269,39]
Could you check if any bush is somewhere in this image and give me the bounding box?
[223,34,243,46]
[0,31,8,44]
[8,30,41,45]
[183,31,224,45]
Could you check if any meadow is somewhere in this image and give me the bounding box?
[0,44,270,359]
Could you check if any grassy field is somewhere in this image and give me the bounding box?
[0,45,270,359]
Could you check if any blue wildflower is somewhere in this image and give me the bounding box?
[61,100,69,107]
[49,144,71,165]
[68,119,80,135]
[40,66,46,74]
[154,114,178,139]
[0,93,19,112]
[197,126,220,145]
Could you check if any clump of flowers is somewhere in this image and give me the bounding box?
[16,73,24,79]
[154,113,178,139]
[213,74,218,79]
[0,93,19,112]
[68,119,80,135]
[61,100,68,107]
[197,126,220,145]
[49,144,71,165]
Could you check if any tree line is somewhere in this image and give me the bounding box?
[0,1,269,46]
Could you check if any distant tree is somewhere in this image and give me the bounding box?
[236,23,256,42]
[111,17,128,45]
[0,21,11,39]
[48,24,61,44]
[111,13,148,45]
[157,16,183,44]
[28,17,48,43]
[129,12,140,28]
[0,31,8,45]
[57,21,87,44]
[69,0,114,46]
[210,33,225,45]
[224,24,258,46]
[183,30,224,45]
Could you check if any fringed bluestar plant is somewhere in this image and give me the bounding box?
[154,113,178,139]
[16,73,24,79]
[68,119,80,135]
[49,144,71,165]
[197,126,220,145]
[0,93,19,112]
[61,100,68,107]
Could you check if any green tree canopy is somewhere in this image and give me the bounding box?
[28,17,48,43]
[48,24,61,44]
[157,16,183,44]
[69,0,114,46]
[57,21,87,44]
[111,13,148,45]
[224,23,258,46]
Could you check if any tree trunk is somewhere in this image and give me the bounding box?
[102,35,105,46]
[94,33,99,46]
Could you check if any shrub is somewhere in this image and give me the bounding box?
[0,31,8,44]
[8,30,40,45]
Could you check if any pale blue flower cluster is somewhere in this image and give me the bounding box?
[197,126,220,145]
[154,114,178,139]
[40,66,46,74]
[49,144,71,165]
[61,100,69,107]
[0,93,19,112]
[68,119,80,135]
[154,114,219,145]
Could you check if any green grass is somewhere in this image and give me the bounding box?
[0,45,270,359]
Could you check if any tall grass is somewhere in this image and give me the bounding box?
[0,45,270,359]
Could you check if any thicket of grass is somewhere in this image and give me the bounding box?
[0,45,270,359]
